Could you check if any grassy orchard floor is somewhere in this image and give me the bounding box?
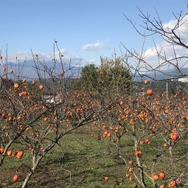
[0,125,188,188]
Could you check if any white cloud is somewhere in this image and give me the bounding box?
[162,14,188,44]
[7,51,32,62]
[144,45,161,59]
[7,51,50,62]
[140,15,188,70]
[82,41,107,51]
[8,48,81,63]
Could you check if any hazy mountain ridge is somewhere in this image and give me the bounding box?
[1,60,188,81]
[0,60,82,80]
[134,67,188,81]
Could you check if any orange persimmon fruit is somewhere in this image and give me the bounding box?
[159,172,165,179]
[146,89,153,95]
[144,80,149,84]
[12,174,19,182]
[39,84,44,90]
[16,151,24,159]
[104,176,109,181]
[7,150,12,156]
[14,83,19,89]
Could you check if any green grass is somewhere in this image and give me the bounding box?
[0,126,188,188]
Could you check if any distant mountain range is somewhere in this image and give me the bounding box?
[133,67,188,81]
[0,60,82,80]
[1,60,188,82]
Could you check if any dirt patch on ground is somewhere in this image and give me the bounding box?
[0,163,72,188]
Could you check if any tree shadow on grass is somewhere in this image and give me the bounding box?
[27,151,118,188]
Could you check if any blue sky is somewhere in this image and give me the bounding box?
[1,0,188,67]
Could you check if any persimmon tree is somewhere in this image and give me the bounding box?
[0,42,114,188]
[95,8,188,188]
[98,87,188,188]
[123,8,188,80]
[78,7,188,188]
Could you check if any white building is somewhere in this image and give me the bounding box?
[178,78,188,83]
